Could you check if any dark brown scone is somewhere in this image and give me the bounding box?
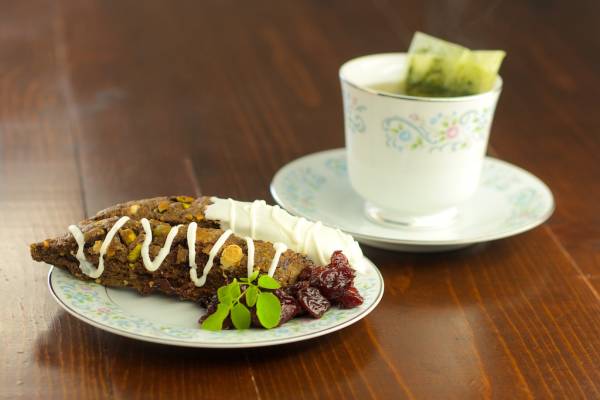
[86,195,218,227]
[30,216,314,303]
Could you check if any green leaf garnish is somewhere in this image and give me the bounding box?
[258,275,280,289]
[248,270,260,282]
[245,285,258,307]
[231,303,251,330]
[256,292,281,329]
[217,285,232,305]
[201,303,230,331]
[201,272,282,331]
[228,279,241,298]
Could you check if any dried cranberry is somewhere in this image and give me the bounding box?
[311,263,355,301]
[274,289,301,325]
[198,295,219,323]
[330,250,352,270]
[308,266,326,286]
[297,287,330,318]
[337,286,364,309]
[285,280,310,297]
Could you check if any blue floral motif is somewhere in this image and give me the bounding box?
[324,158,347,177]
[279,167,326,214]
[480,161,521,191]
[274,153,552,254]
[51,266,382,345]
[383,108,491,152]
[343,90,367,134]
[506,188,546,227]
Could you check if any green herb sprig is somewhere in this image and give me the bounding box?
[201,270,282,331]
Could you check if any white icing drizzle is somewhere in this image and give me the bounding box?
[245,236,255,278]
[298,221,326,265]
[228,198,236,232]
[68,196,367,287]
[99,216,132,276]
[271,205,295,243]
[293,217,307,246]
[69,218,288,288]
[68,216,130,279]
[186,222,202,285]
[268,242,288,277]
[250,200,263,238]
[310,222,327,265]
[335,228,352,249]
[141,218,182,272]
[196,229,233,287]
[301,221,319,256]
[68,225,97,277]
[205,197,367,273]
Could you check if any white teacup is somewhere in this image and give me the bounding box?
[340,53,502,228]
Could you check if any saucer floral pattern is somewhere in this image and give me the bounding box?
[271,149,554,248]
[383,108,491,152]
[279,167,326,214]
[50,261,383,346]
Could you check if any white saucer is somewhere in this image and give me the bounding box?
[48,257,384,348]
[270,148,554,252]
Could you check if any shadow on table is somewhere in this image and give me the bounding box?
[361,240,495,271]
[33,238,541,397]
[34,310,377,395]
[360,238,531,305]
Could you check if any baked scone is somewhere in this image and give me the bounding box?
[30,196,366,304]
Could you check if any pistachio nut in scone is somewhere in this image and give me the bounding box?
[31,218,313,302]
[85,195,217,227]
[30,196,367,328]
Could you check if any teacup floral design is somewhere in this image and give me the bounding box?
[383,108,491,152]
[340,54,502,219]
[446,125,459,138]
[342,90,367,134]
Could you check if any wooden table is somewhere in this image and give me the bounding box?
[3,0,600,398]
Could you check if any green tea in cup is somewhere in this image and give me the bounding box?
[339,33,506,227]
[370,32,505,98]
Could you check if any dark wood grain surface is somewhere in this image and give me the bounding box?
[2,0,600,399]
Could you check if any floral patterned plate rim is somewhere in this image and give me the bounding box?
[270,148,554,250]
[47,257,384,348]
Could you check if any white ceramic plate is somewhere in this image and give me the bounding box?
[270,148,554,252]
[47,257,384,348]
